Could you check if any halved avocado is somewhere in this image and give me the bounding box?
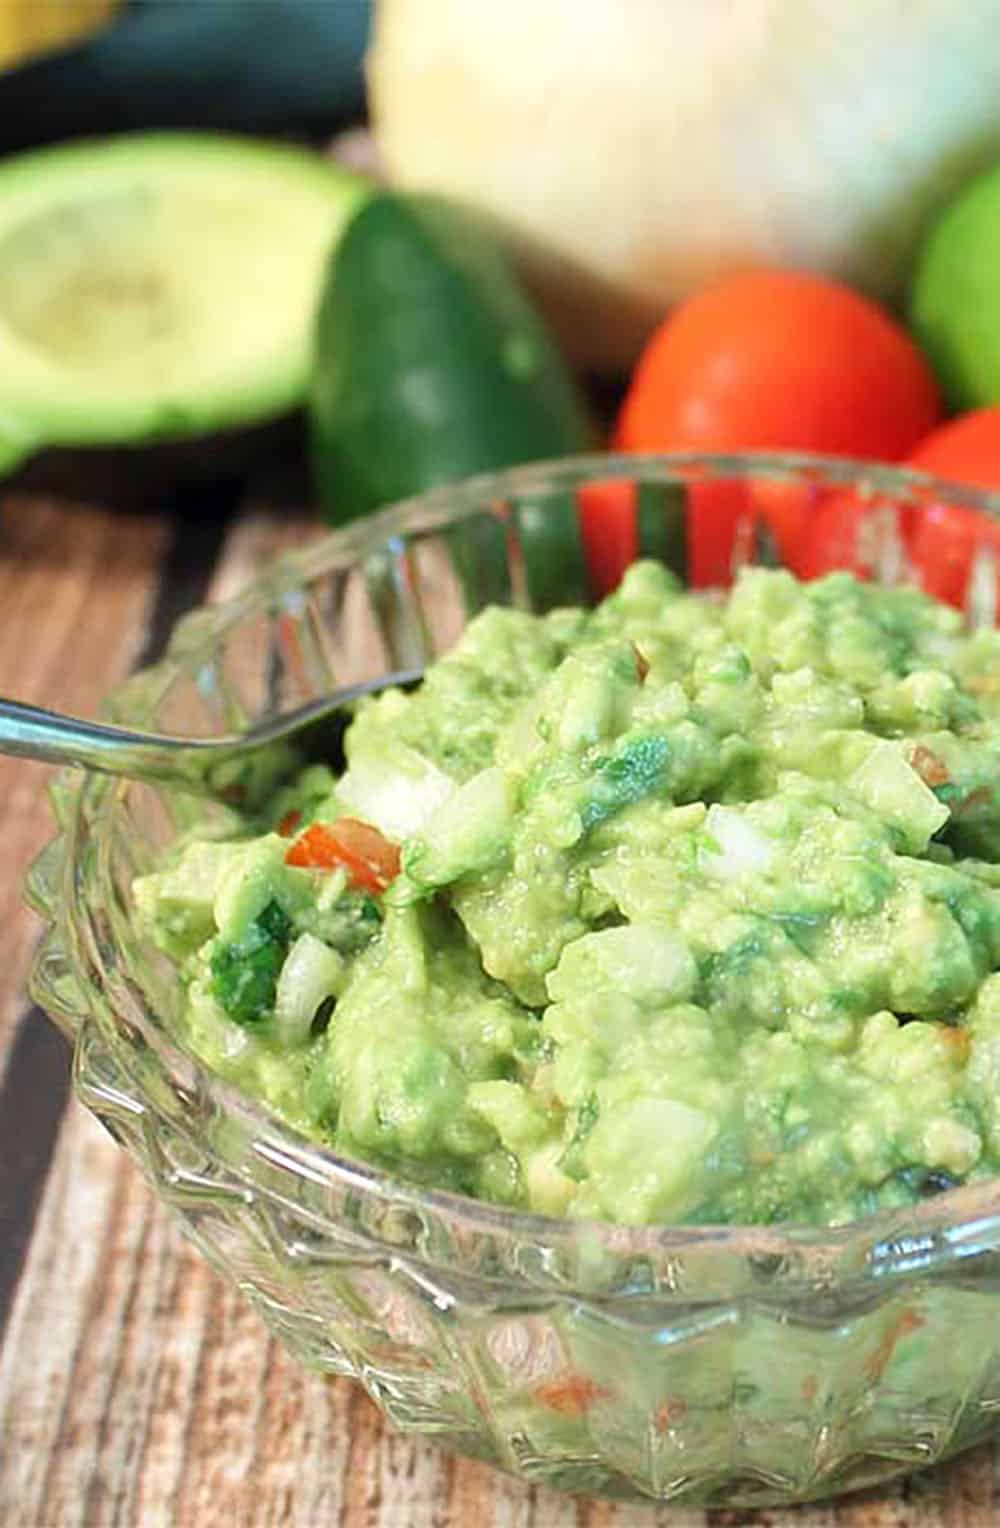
[0,132,368,466]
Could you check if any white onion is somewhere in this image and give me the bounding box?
[337,744,455,839]
[370,0,1000,370]
[702,805,775,881]
[275,933,344,1048]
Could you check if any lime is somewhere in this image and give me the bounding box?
[911,164,1000,411]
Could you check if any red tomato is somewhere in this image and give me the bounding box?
[749,478,812,571]
[577,479,637,596]
[577,476,749,591]
[796,493,912,582]
[795,493,871,581]
[752,480,925,581]
[905,409,1000,614]
[908,407,1000,490]
[910,503,1000,613]
[687,480,750,588]
[285,819,401,894]
[747,477,829,576]
[617,270,941,460]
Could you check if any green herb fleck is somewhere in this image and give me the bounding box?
[558,1093,600,1182]
[580,735,672,833]
[211,899,292,1027]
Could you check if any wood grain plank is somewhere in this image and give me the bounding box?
[0,489,240,1337]
[208,502,321,604]
[0,1112,150,1526]
[0,504,329,1528]
[0,494,170,1344]
[7,500,1000,1526]
[0,495,169,1071]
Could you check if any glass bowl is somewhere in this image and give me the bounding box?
[26,453,1000,1509]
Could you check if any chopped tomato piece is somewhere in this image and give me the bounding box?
[532,1372,610,1417]
[941,1027,971,1065]
[863,1307,924,1384]
[577,479,637,596]
[906,744,950,788]
[276,809,302,838]
[654,1397,688,1433]
[964,673,1000,697]
[631,641,650,682]
[285,818,401,893]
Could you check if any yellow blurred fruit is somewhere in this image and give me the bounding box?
[0,0,119,72]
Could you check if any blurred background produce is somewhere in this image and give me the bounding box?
[911,165,1000,412]
[310,191,592,525]
[0,0,118,71]
[371,0,1000,371]
[0,0,373,502]
[614,270,942,457]
[4,0,1000,556]
[0,0,368,149]
[0,134,366,467]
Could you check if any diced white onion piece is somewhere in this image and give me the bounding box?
[274,932,344,1047]
[848,739,949,854]
[702,804,775,880]
[546,923,697,1008]
[337,745,455,839]
[404,766,514,887]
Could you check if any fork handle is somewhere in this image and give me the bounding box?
[0,697,196,782]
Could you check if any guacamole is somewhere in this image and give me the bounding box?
[134,565,1000,1226]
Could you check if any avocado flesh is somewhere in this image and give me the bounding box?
[0,132,368,460]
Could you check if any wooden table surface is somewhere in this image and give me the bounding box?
[2,487,1000,1527]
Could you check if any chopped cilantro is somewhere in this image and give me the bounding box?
[580,735,672,833]
[557,1092,599,1182]
[211,899,292,1027]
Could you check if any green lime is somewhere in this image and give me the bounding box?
[911,164,1000,411]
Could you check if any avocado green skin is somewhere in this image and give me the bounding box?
[309,192,593,525]
[0,1,369,154]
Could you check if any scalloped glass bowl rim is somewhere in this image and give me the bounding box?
[64,450,1000,1290]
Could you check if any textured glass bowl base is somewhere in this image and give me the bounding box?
[27,455,1000,1507]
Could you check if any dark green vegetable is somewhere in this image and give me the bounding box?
[0,0,369,152]
[636,480,688,577]
[210,899,291,1027]
[443,509,513,617]
[512,490,589,610]
[310,191,593,527]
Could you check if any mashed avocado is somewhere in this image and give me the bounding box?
[134,565,1000,1226]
